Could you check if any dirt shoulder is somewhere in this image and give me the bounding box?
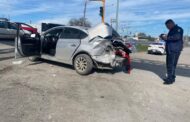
[0,57,189,122]
[0,42,190,122]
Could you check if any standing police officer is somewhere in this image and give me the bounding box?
[160,19,184,85]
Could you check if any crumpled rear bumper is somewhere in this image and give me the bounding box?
[89,36,127,69]
[92,54,125,69]
[111,56,126,68]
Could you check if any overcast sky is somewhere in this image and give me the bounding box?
[0,0,190,36]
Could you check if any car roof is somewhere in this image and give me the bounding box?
[43,25,89,34]
[88,23,113,39]
[43,23,116,40]
[0,18,9,21]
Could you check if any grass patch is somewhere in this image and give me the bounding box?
[136,44,148,52]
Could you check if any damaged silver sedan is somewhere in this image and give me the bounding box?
[16,23,130,75]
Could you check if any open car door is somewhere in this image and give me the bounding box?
[16,34,41,57]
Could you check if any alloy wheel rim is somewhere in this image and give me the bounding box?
[76,57,88,72]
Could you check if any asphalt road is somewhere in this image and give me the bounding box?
[0,40,15,61]
[0,40,190,122]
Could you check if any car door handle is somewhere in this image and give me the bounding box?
[70,44,76,47]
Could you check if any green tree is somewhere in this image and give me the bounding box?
[68,17,91,27]
[137,32,155,41]
[138,33,147,38]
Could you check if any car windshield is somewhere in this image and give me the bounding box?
[112,28,120,38]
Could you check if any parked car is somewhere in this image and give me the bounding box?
[16,22,38,34]
[148,42,166,55]
[41,23,64,32]
[0,19,17,39]
[0,19,37,39]
[16,23,130,75]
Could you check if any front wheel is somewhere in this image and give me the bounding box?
[28,56,40,62]
[74,54,93,75]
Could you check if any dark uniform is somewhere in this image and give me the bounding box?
[166,25,183,81]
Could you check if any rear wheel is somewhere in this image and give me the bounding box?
[74,54,93,75]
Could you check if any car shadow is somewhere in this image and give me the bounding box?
[27,58,190,78]
[0,56,15,61]
[28,58,75,70]
[0,48,15,61]
[132,58,190,79]
[29,58,124,74]
[95,67,127,74]
[0,48,14,54]
[0,39,15,46]
[95,69,116,74]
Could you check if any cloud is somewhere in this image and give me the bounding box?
[104,0,190,30]
[1,0,189,36]
[0,0,47,16]
[37,17,69,25]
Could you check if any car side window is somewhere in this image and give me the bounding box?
[60,28,88,39]
[80,30,88,39]
[8,23,17,30]
[45,29,62,37]
[0,21,8,28]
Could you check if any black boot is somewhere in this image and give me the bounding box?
[163,78,174,85]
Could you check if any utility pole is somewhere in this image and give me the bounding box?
[83,0,88,26]
[116,0,119,32]
[102,0,105,23]
[90,0,106,23]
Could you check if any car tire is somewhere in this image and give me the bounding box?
[28,56,40,62]
[74,54,93,75]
